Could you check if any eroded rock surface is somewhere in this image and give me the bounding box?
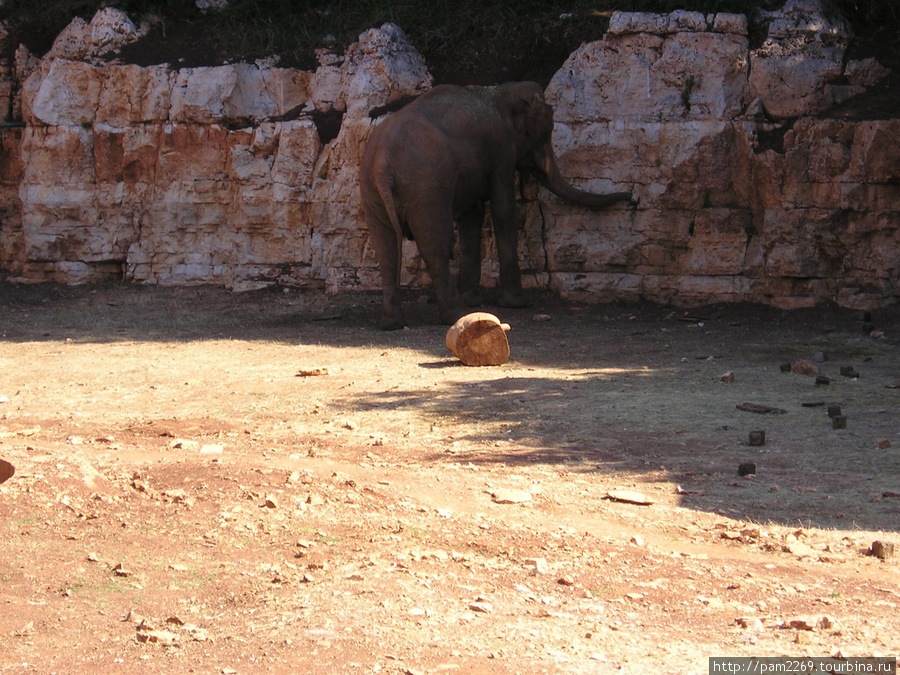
[0,3,896,310]
[541,2,897,310]
[749,0,853,119]
[2,20,431,291]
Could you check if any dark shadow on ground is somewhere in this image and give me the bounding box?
[2,280,898,533]
[344,370,900,534]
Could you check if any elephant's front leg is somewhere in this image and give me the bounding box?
[490,172,530,308]
[457,203,485,307]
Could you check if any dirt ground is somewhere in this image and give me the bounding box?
[0,282,898,674]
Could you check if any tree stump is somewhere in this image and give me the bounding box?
[445,312,511,366]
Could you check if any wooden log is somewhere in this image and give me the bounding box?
[871,540,894,560]
[445,312,511,366]
[0,458,14,484]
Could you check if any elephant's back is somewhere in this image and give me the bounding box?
[415,86,500,129]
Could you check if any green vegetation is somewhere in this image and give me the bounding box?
[681,73,696,110]
[1,0,897,84]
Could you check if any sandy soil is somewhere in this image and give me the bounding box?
[0,282,898,674]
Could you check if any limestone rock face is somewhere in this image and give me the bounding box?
[344,23,433,118]
[0,22,12,121]
[551,10,749,123]
[309,23,432,118]
[4,14,431,291]
[541,4,897,310]
[47,7,148,61]
[0,6,897,312]
[165,64,310,124]
[749,0,853,119]
[543,10,753,305]
[844,58,891,88]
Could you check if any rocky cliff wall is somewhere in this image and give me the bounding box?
[0,3,897,310]
[1,16,433,293]
[540,6,899,310]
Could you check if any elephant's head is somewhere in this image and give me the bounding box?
[498,81,633,209]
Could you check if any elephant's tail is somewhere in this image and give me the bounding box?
[373,168,404,289]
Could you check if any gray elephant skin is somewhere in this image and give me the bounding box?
[360,81,632,330]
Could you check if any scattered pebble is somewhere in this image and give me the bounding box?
[490,489,532,504]
[113,563,133,577]
[136,629,178,645]
[785,542,817,559]
[737,402,786,415]
[125,610,144,624]
[780,616,836,632]
[736,617,765,631]
[524,558,549,575]
[605,490,654,505]
[738,462,757,476]
[791,360,819,376]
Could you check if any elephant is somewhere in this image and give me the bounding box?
[359,81,632,330]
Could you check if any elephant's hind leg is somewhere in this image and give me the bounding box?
[490,172,531,309]
[411,209,461,325]
[457,204,485,307]
[365,211,407,330]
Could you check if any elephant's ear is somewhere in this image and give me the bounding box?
[513,94,554,161]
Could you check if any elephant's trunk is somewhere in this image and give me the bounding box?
[536,145,632,209]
